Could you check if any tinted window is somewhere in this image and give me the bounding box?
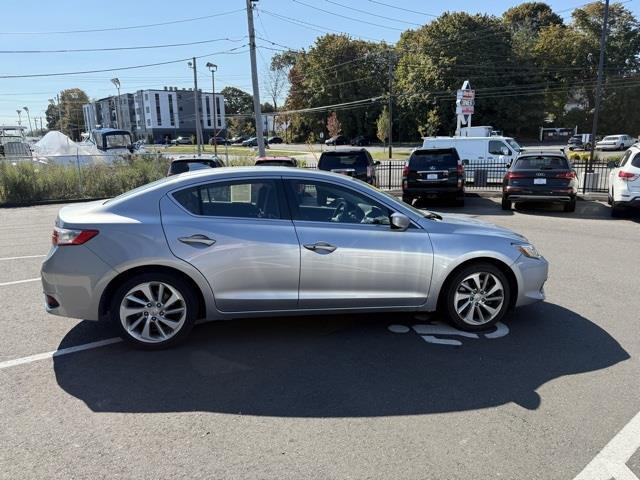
[619,150,633,167]
[255,160,296,167]
[173,180,281,219]
[409,150,458,170]
[514,156,569,170]
[631,152,640,168]
[318,152,368,170]
[287,180,390,225]
[489,140,510,155]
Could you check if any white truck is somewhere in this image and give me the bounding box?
[421,136,522,183]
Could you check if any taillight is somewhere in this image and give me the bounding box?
[555,171,576,179]
[402,162,409,177]
[457,163,464,176]
[618,171,640,181]
[52,227,99,246]
[505,172,526,180]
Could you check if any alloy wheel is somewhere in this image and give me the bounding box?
[119,281,187,344]
[453,272,505,326]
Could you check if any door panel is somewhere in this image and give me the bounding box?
[284,179,433,309]
[159,180,300,312]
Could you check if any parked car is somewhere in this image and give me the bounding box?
[230,135,249,144]
[422,136,521,183]
[402,148,465,207]
[501,151,578,212]
[608,144,640,217]
[167,156,225,176]
[41,167,548,349]
[267,136,284,144]
[317,149,379,185]
[242,137,269,148]
[255,156,298,167]
[567,135,586,151]
[171,136,192,145]
[208,136,230,145]
[595,134,635,151]
[325,135,348,146]
[350,135,369,146]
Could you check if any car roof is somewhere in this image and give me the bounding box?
[517,150,566,158]
[255,156,295,161]
[172,155,221,162]
[320,148,366,154]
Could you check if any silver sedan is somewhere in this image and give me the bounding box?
[42,167,548,349]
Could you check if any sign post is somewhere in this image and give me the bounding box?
[455,81,475,136]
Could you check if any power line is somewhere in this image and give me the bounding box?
[324,0,423,26]
[0,37,246,54]
[365,0,438,18]
[0,46,248,79]
[0,9,246,35]
[291,0,405,31]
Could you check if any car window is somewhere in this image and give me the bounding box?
[619,150,633,167]
[514,156,569,170]
[286,180,390,225]
[173,180,282,219]
[409,150,458,169]
[318,152,367,170]
[630,152,640,168]
[489,140,510,155]
[169,160,215,175]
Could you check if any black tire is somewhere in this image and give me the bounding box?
[441,262,511,332]
[109,272,198,350]
[402,195,413,205]
[564,198,576,212]
[501,196,511,210]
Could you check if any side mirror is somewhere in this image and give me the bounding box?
[390,212,410,231]
[374,161,381,166]
[462,159,469,166]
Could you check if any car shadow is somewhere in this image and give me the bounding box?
[54,302,628,417]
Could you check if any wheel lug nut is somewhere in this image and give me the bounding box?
[151,317,156,321]
[156,303,162,308]
[144,311,149,316]
[147,303,152,308]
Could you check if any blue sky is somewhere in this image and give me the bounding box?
[0,0,636,126]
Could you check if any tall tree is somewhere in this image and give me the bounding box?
[58,88,88,140]
[220,86,254,114]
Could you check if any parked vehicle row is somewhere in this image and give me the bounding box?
[324,135,371,146]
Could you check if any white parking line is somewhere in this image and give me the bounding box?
[0,277,40,287]
[574,411,640,480]
[0,254,46,261]
[0,338,122,370]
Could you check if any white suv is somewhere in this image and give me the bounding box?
[596,134,636,151]
[608,144,640,217]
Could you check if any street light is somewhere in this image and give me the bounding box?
[188,59,203,155]
[111,78,121,128]
[206,62,218,155]
[23,106,33,136]
[16,109,22,127]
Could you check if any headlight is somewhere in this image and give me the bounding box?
[514,243,542,259]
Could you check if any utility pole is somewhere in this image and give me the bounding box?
[23,107,33,135]
[587,0,610,175]
[206,62,218,156]
[16,109,22,126]
[57,94,62,134]
[188,58,203,155]
[387,52,394,159]
[246,0,266,156]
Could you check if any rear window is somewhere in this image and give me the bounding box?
[514,156,569,170]
[318,152,367,170]
[631,152,640,168]
[169,160,217,175]
[603,136,619,141]
[409,150,459,169]
[256,160,296,167]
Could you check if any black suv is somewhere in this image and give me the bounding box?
[501,152,578,212]
[402,148,465,206]
[318,149,379,185]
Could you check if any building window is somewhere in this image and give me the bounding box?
[206,96,211,127]
[145,106,150,114]
[168,94,175,127]
[155,93,162,126]
[144,93,148,101]
[146,119,151,126]
[215,97,221,116]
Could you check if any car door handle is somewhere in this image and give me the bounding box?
[303,242,337,253]
[178,234,216,246]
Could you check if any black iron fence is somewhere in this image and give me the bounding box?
[308,160,613,193]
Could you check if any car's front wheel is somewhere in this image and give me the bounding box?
[442,263,511,331]
[501,196,511,210]
[110,273,197,349]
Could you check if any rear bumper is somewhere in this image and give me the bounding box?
[403,185,463,197]
[614,197,640,209]
[504,187,575,203]
[41,245,117,320]
[506,194,573,202]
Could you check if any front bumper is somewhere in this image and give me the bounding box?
[41,245,117,320]
[513,255,549,307]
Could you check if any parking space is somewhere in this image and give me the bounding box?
[0,198,639,479]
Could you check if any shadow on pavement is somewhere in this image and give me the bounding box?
[54,302,628,417]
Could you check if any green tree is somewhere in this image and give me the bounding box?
[220,86,254,114]
[376,107,389,143]
[326,111,342,138]
[59,88,88,140]
[45,101,60,131]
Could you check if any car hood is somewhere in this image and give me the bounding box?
[428,212,528,242]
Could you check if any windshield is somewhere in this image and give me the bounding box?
[505,138,521,152]
[319,152,367,170]
[0,135,23,145]
[514,156,569,170]
[105,133,132,149]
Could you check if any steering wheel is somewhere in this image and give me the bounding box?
[331,199,348,222]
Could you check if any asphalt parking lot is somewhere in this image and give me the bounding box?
[0,198,639,480]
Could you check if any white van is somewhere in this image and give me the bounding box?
[421,136,522,183]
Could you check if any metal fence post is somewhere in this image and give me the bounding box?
[388,161,392,190]
[76,148,82,197]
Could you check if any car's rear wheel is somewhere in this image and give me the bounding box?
[442,263,511,331]
[564,198,576,212]
[501,196,511,210]
[110,273,197,349]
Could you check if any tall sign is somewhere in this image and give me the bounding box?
[455,80,474,136]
